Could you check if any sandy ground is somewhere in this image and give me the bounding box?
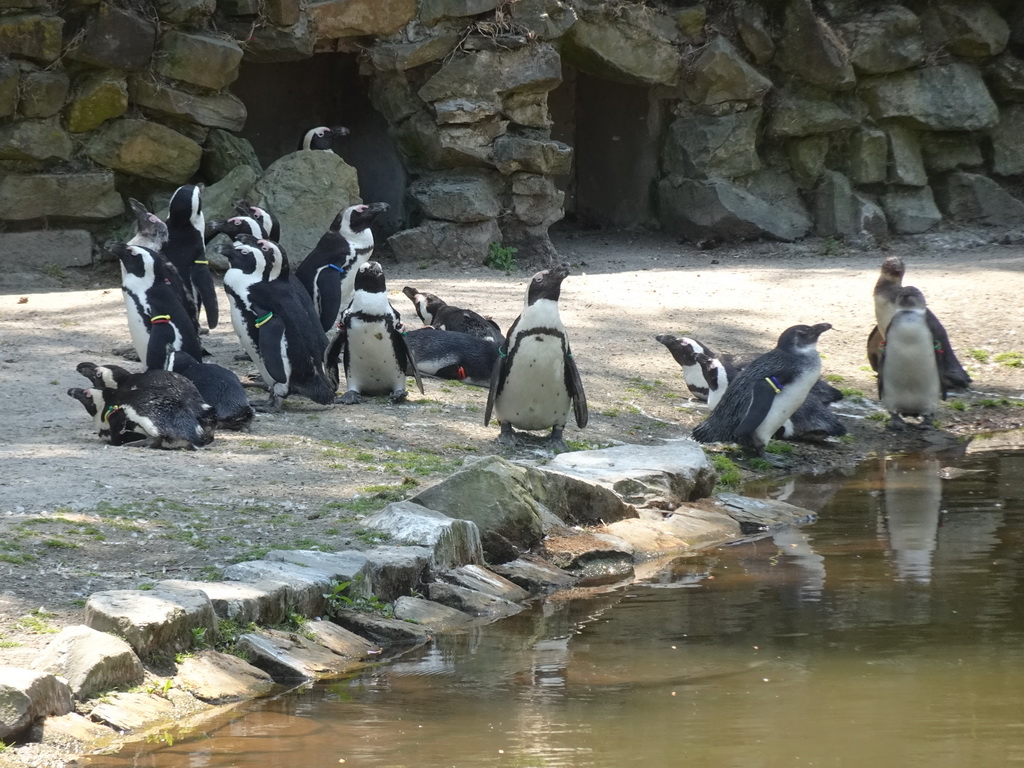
[1,227,1023,679]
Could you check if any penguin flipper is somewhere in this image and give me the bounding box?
[316,271,342,334]
[483,351,506,427]
[396,329,425,395]
[734,378,777,444]
[145,322,175,370]
[564,347,588,429]
[192,263,219,330]
[925,310,971,390]
[866,325,882,373]
[254,311,289,386]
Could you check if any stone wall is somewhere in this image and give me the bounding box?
[3,0,1024,267]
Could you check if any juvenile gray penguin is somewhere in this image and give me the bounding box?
[878,286,944,430]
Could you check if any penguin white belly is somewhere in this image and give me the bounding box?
[495,335,570,431]
[224,290,276,388]
[345,321,404,395]
[121,278,152,361]
[752,359,820,446]
[881,319,941,415]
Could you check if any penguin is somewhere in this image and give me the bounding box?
[127,198,169,253]
[208,214,267,243]
[295,202,390,336]
[691,323,832,457]
[164,184,218,330]
[218,238,336,412]
[301,125,350,151]
[878,286,945,430]
[330,261,423,404]
[164,344,254,431]
[233,199,280,242]
[402,286,505,345]
[866,256,971,390]
[403,327,499,386]
[111,242,204,371]
[484,264,587,451]
[655,334,728,403]
[69,365,216,449]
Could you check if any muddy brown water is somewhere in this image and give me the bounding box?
[100,445,1024,768]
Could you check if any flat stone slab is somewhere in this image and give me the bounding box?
[84,587,218,657]
[157,579,291,626]
[235,628,362,682]
[540,529,635,585]
[38,712,115,749]
[361,546,434,602]
[264,550,372,590]
[602,505,742,559]
[713,493,817,533]
[174,650,275,703]
[222,560,336,617]
[0,230,92,270]
[489,556,577,593]
[302,620,379,660]
[441,564,529,603]
[89,692,176,732]
[330,609,431,648]
[0,667,74,742]
[427,583,523,619]
[362,502,484,570]
[32,624,143,700]
[393,596,476,631]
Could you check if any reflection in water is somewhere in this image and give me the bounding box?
[112,449,1024,768]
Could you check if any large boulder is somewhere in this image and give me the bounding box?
[85,119,202,184]
[933,171,1024,227]
[310,0,416,38]
[0,117,72,162]
[0,13,62,63]
[886,123,927,186]
[662,109,762,179]
[154,31,243,91]
[129,78,247,131]
[388,218,501,263]
[202,128,262,182]
[0,59,16,118]
[509,0,577,40]
[0,668,73,742]
[491,133,572,175]
[733,1,774,65]
[84,587,219,657]
[420,0,499,26]
[839,6,925,75]
[562,13,679,85]
[986,53,1024,102]
[775,0,855,90]
[881,186,941,234]
[921,132,983,173]
[32,625,143,700]
[361,502,484,570]
[0,230,93,268]
[252,150,361,263]
[368,34,461,72]
[847,126,888,184]
[860,62,999,131]
[223,13,314,63]
[65,72,128,133]
[409,170,502,222]
[684,36,772,107]
[18,71,68,118]
[0,172,123,220]
[989,103,1024,176]
[766,87,859,138]
[419,43,562,106]
[921,0,1009,59]
[68,4,156,70]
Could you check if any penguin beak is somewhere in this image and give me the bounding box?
[330,125,350,137]
[810,323,832,338]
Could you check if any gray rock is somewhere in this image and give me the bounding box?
[235,628,359,681]
[839,5,925,75]
[854,193,889,240]
[848,126,888,184]
[787,135,829,187]
[886,123,927,186]
[330,609,432,646]
[489,556,576,593]
[388,218,501,263]
[370,71,420,124]
[66,72,128,133]
[502,90,551,128]
[155,0,215,24]
[733,2,773,65]
[775,0,855,90]
[361,502,484,570]
[0,230,92,268]
[813,170,857,237]
[393,596,476,630]
[311,0,415,38]
[264,550,373,594]
[368,34,461,72]
[86,119,202,184]
[427,582,523,618]
[562,14,679,86]
[685,36,772,107]
[84,587,218,657]
[419,42,562,104]
[767,87,858,138]
[441,564,530,602]
[253,149,361,265]
[602,505,741,557]
[173,650,275,704]
[0,117,72,162]
[989,104,1024,176]
[225,13,314,63]
[0,14,62,63]
[89,692,177,733]
[264,0,300,26]
[156,579,291,626]
[881,186,942,234]
[410,170,502,222]
[202,129,263,182]
[512,181,564,228]
[130,78,247,131]
[301,621,378,658]
[715,493,817,530]
[18,71,68,118]
[491,133,572,175]
[509,0,577,40]
[0,59,16,118]
[154,31,243,91]
[659,174,812,243]
[0,667,73,742]
[921,0,1009,59]
[221,560,335,617]
[35,713,112,748]
[361,545,434,602]
[860,62,999,131]
[934,171,1024,227]
[69,5,156,70]
[0,172,123,221]
[540,528,635,583]
[663,109,761,179]
[987,53,1024,102]
[421,0,498,26]
[200,163,258,234]
[31,625,143,701]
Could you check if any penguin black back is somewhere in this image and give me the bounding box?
[166,184,218,330]
[402,286,504,345]
[165,345,254,431]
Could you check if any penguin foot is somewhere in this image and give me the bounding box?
[546,427,570,454]
[388,389,408,404]
[112,344,140,362]
[886,414,907,432]
[254,394,283,414]
[124,437,165,449]
[337,390,362,405]
[496,422,518,447]
[748,448,791,469]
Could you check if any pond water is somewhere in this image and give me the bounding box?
[105,446,1024,768]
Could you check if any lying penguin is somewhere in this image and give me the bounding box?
[878,287,944,430]
[403,327,499,386]
[402,286,504,345]
[330,261,423,405]
[164,345,254,431]
[484,264,587,451]
[691,324,832,457]
[69,363,216,449]
[657,333,845,441]
[866,256,971,391]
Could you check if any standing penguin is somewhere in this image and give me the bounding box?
[692,323,832,457]
[866,256,971,390]
[402,286,504,345]
[164,344,254,431]
[219,238,335,411]
[331,261,423,404]
[879,287,944,430]
[112,242,204,370]
[296,202,390,335]
[484,264,587,451]
[165,184,218,330]
[301,126,350,151]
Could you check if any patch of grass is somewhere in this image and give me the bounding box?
[40,264,67,280]
[600,407,621,418]
[354,528,390,545]
[976,398,1010,408]
[867,411,891,422]
[748,457,773,471]
[839,388,865,399]
[230,547,271,563]
[764,441,794,455]
[323,579,395,618]
[821,235,841,256]
[564,438,612,452]
[969,349,991,364]
[626,377,661,394]
[994,351,1023,368]
[15,609,59,635]
[711,455,742,489]
[484,242,519,274]
[42,537,79,550]
[948,399,968,411]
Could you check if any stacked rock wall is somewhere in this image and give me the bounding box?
[3,0,1024,267]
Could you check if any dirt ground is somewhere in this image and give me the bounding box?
[2,226,1023,682]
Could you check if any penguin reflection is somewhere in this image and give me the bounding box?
[883,455,942,584]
